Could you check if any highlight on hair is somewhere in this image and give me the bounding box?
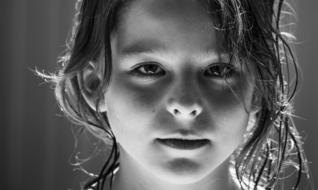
[38,0,312,189]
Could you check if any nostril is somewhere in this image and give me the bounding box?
[172,108,200,117]
[190,110,197,116]
[167,101,203,118]
[173,109,180,115]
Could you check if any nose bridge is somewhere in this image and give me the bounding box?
[172,67,198,104]
[166,69,203,119]
[179,80,197,105]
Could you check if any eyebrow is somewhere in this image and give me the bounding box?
[119,39,167,56]
[118,39,229,61]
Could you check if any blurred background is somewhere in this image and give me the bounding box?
[0,0,317,189]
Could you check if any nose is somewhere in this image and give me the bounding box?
[167,102,203,120]
[166,68,203,120]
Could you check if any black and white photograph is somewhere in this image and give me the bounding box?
[1,0,317,189]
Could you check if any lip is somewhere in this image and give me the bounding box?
[157,138,210,150]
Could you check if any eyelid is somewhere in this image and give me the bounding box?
[129,61,166,77]
[131,61,163,69]
[203,62,237,78]
[204,61,233,71]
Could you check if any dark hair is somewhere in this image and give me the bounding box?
[41,0,311,189]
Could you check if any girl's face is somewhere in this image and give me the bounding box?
[104,0,255,184]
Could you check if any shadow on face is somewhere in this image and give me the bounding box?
[104,0,256,186]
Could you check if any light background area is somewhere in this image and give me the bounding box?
[0,0,317,189]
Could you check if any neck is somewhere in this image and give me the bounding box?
[110,148,237,190]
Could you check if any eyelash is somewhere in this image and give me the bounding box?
[204,63,236,79]
[130,62,166,77]
[130,62,237,79]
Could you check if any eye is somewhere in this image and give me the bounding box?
[204,63,235,78]
[131,63,166,77]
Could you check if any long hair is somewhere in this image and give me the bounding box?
[40,0,311,189]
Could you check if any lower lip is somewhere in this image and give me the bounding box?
[157,139,210,150]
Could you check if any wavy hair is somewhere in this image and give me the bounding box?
[40,0,311,189]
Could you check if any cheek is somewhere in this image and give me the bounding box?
[201,94,250,159]
[200,73,254,109]
[199,77,254,144]
[215,106,249,146]
[104,75,168,141]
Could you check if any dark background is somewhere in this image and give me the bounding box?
[1,0,317,189]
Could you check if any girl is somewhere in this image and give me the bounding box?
[44,0,312,189]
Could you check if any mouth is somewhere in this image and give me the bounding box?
[156,138,210,150]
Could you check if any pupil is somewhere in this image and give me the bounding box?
[209,65,231,77]
[214,66,223,76]
[145,65,157,73]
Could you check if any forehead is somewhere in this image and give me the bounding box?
[113,0,223,56]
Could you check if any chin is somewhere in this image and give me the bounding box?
[155,158,211,185]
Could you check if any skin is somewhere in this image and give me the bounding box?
[96,0,256,189]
